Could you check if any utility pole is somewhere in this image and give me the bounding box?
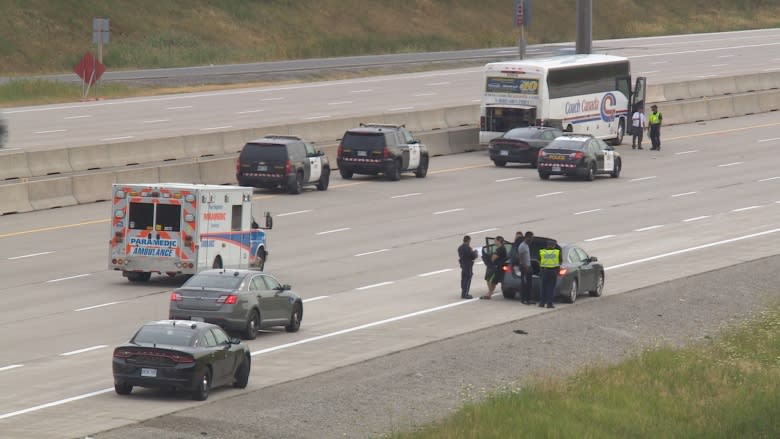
[576,0,592,54]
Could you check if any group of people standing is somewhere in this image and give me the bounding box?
[631,104,663,150]
[457,232,560,308]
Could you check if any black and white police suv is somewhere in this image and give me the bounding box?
[236,135,330,194]
[337,123,429,181]
[537,134,622,181]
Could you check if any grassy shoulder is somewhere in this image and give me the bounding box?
[390,302,780,439]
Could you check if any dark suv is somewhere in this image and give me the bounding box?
[236,135,330,194]
[337,123,429,181]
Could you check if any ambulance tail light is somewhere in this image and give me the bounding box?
[284,160,292,175]
[217,295,238,305]
[170,292,183,302]
[114,231,124,244]
[558,267,568,276]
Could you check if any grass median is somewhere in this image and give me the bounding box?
[390,302,780,438]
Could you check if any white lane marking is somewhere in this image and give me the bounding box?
[47,274,90,283]
[758,137,780,143]
[675,150,698,155]
[327,101,352,105]
[718,162,743,167]
[60,345,107,356]
[731,206,760,213]
[0,387,114,420]
[607,227,780,270]
[536,191,562,198]
[496,176,524,182]
[8,251,54,260]
[316,227,351,235]
[418,268,453,277]
[758,176,780,182]
[356,281,394,290]
[261,97,284,101]
[391,192,421,199]
[199,125,232,131]
[167,105,192,110]
[101,135,134,141]
[0,147,21,151]
[413,92,436,97]
[64,115,91,120]
[585,235,616,242]
[388,106,414,111]
[277,209,313,217]
[433,208,464,215]
[630,176,657,182]
[354,249,389,257]
[303,296,328,303]
[0,364,23,372]
[634,225,664,232]
[650,61,669,65]
[236,109,265,114]
[638,70,659,75]
[717,55,734,58]
[683,215,710,222]
[427,81,450,86]
[574,208,602,215]
[142,119,169,124]
[671,191,697,197]
[74,301,123,312]
[34,129,66,134]
[471,99,481,103]
[711,64,728,67]
[303,115,330,120]
[697,74,718,78]
[764,67,780,72]
[350,89,372,93]
[250,299,474,357]
[467,227,497,235]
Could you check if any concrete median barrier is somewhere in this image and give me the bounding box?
[158,161,202,184]
[419,130,453,156]
[0,182,33,215]
[114,166,160,184]
[444,105,479,128]
[26,148,72,176]
[707,95,736,120]
[759,89,780,112]
[28,176,77,210]
[380,111,425,132]
[68,144,112,172]
[0,151,31,181]
[199,157,236,185]
[183,132,226,158]
[731,93,762,116]
[109,137,186,167]
[646,84,664,104]
[404,108,448,131]
[72,171,115,203]
[448,127,479,154]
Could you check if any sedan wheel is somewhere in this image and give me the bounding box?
[566,279,578,304]
[114,383,133,395]
[493,160,507,167]
[192,369,212,401]
[285,304,302,333]
[590,273,604,297]
[585,164,596,181]
[233,355,251,389]
[243,310,259,340]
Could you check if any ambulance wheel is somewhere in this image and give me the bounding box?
[317,168,330,191]
[126,271,151,282]
[610,158,622,178]
[212,256,223,269]
[288,172,303,194]
[252,249,266,271]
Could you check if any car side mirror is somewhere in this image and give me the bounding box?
[280,284,291,291]
[605,146,614,151]
[230,337,241,345]
[318,150,325,156]
[589,256,598,262]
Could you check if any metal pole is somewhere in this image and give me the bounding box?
[97,23,103,99]
[520,25,526,59]
[576,0,592,54]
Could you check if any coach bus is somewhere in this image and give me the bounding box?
[479,54,646,146]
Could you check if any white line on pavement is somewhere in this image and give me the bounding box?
[433,208,464,215]
[8,251,54,260]
[467,227,497,235]
[418,268,453,277]
[64,115,91,120]
[277,210,312,217]
[355,249,390,257]
[758,137,780,143]
[536,192,562,198]
[675,150,699,155]
[60,345,107,357]
[101,136,134,141]
[303,115,330,120]
[350,89,372,93]
[683,216,710,222]
[718,162,744,167]
[731,206,760,212]
[574,208,602,215]
[412,92,436,97]
[671,191,697,197]
[388,107,414,111]
[34,129,66,134]
[167,105,192,110]
[0,388,114,420]
[199,125,232,131]
[758,176,780,182]
[47,274,90,283]
[634,225,664,232]
[327,101,352,105]
[630,176,657,182]
[236,109,265,114]
[391,193,422,199]
[495,176,524,182]
[356,281,394,290]
[75,301,123,312]
[0,364,23,373]
[261,97,284,101]
[316,227,351,235]
[142,119,169,123]
[585,235,616,242]
[303,296,328,303]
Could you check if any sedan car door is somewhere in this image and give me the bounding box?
[249,275,277,323]
[571,246,597,291]
[260,275,291,323]
[210,327,239,384]
[200,329,231,384]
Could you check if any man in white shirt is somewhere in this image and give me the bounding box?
[631,106,648,150]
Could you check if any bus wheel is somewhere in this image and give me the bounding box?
[611,122,625,146]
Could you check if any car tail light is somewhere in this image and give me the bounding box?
[539,150,547,158]
[169,353,195,364]
[558,267,568,276]
[236,158,240,174]
[113,349,133,359]
[337,143,344,157]
[284,159,292,175]
[570,151,584,160]
[502,264,511,273]
[536,119,543,126]
[170,292,182,302]
[383,148,389,159]
[217,294,238,305]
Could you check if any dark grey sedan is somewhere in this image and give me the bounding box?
[169,269,303,340]
[488,126,563,168]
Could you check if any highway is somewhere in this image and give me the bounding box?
[0,29,779,438]
[2,28,780,151]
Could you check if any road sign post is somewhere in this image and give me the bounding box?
[513,0,532,59]
[91,18,110,99]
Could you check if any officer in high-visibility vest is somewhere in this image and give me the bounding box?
[538,239,561,309]
[649,104,663,151]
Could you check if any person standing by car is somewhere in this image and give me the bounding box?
[631,106,647,150]
[538,239,561,309]
[481,236,507,300]
[517,231,534,305]
[457,235,478,299]
[509,230,524,265]
[648,104,663,151]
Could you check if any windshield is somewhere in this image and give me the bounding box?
[183,273,243,290]
[132,325,196,346]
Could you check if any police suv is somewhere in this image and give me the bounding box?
[237,135,330,194]
[537,134,622,181]
[337,123,429,181]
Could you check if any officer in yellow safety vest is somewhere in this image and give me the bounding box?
[649,104,663,151]
[538,239,561,309]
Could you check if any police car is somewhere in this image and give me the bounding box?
[337,123,429,181]
[537,134,622,181]
[236,135,330,194]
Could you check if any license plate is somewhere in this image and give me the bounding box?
[500,150,509,156]
[357,150,367,157]
[552,165,561,172]
[256,165,267,172]
[141,368,157,378]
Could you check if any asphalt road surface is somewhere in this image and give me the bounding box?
[2,28,780,151]
[0,110,779,438]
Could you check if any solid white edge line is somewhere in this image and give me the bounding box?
[391,193,422,199]
[0,364,23,372]
[433,208,464,215]
[675,150,699,155]
[199,125,232,131]
[388,107,414,111]
[495,176,524,182]
[467,228,497,235]
[585,235,616,242]
[758,176,780,182]
[630,176,657,182]
[47,274,90,283]
[74,301,123,312]
[536,192,562,198]
[671,192,697,197]
[634,225,664,232]
[356,281,394,290]
[683,216,710,222]
[101,136,134,141]
[8,251,54,260]
[303,296,328,303]
[574,208,601,215]
[316,227,351,235]
[354,249,390,257]
[731,206,760,212]
[0,388,114,420]
[277,210,313,217]
[60,345,107,356]
[418,268,453,277]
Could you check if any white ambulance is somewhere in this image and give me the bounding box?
[108,183,272,282]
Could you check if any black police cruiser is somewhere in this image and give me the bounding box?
[337,123,429,181]
[236,135,330,194]
[537,134,622,181]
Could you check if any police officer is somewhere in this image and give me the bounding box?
[649,104,663,151]
[458,235,478,299]
[538,239,561,309]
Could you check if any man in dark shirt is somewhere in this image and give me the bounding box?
[481,236,507,300]
[457,235,478,299]
[516,231,534,304]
